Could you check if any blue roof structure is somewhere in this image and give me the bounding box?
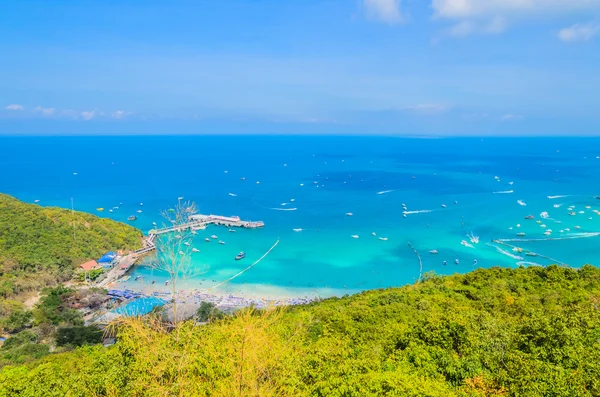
[98,252,117,263]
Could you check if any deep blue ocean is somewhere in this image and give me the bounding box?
[2,136,600,299]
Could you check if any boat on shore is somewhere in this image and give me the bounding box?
[235,252,246,260]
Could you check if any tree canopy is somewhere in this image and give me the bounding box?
[1,265,599,396]
[0,194,143,298]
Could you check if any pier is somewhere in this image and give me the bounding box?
[131,214,264,256]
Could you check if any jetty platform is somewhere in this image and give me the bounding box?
[130,214,263,257]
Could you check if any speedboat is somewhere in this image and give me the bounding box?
[219,240,225,245]
[351,235,359,239]
[127,215,137,221]
[235,252,246,260]
[378,237,388,241]
[345,212,353,217]
[109,209,113,213]
[137,210,142,213]
[293,228,303,232]
[205,238,210,242]
[211,235,218,239]
[517,200,526,206]
[372,232,377,236]
[441,204,447,208]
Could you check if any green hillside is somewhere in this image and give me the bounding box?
[1,265,599,396]
[0,194,143,298]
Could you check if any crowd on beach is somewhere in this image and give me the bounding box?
[150,289,318,309]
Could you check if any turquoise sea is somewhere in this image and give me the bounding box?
[2,136,600,299]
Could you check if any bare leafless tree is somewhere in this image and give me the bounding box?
[145,199,208,325]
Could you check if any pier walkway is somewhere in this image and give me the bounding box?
[130,213,264,257]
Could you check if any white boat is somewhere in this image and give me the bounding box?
[351,235,359,239]
[219,240,225,244]
[192,248,200,253]
[403,214,407,218]
[378,237,388,241]
[140,203,143,206]
[109,209,113,213]
[290,199,295,202]
[429,250,438,254]
[540,212,549,218]
[34,199,40,203]
[553,204,562,208]
[540,224,547,228]
[256,181,260,184]
[300,183,304,186]
[575,226,581,229]
[579,211,585,214]
[228,229,236,233]
[211,235,218,239]
[175,234,182,239]
[372,232,377,236]
[191,230,197,235]
[229,193,237,197]
[183,242,190,246]
[345,212,353,216]
[205,238,210,242]
[178,196,184,200]
[293,228,303,232]
[441,204,447,208]
[517,200,527,206]
[137,210,142,213]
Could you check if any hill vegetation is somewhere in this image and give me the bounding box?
[1,265,599,396]
[0,193,143,299]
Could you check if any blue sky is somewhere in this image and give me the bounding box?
[1,0,599,135]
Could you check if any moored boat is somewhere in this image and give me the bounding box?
[235,251,246,260]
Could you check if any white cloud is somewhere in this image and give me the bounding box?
[34,106,56,116]
[5,104,24,111]
[432,0,600,37]
[112,110,132,119]
[403,103,450,113]
[432,0,600,19]
[81,111,95,120]
[502,114,524,121]
[558,23,600,42]
[364,0,403,24]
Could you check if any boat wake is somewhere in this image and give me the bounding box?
[516,261,544,267]
[270,207,298,211]
[493,190,514,194]
[548,195,569,199]
[486,243,523,260]
[377,189,396,195]
[403,209,433,215]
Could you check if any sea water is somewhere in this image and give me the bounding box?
[2,136,600,299]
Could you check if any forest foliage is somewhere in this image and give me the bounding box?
[0,194,143,298]
[1,265,599,396]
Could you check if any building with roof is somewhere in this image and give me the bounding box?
[80,260,101,271]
